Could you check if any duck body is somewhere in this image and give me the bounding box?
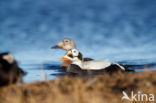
[77,60,112,70]
[66,63,134,75]
[61,49,134,73]
[70,61,132,71]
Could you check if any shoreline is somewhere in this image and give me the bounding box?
[0,70,156,103]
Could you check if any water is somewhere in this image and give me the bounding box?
[20,61,65,82]
[0,0,156,82]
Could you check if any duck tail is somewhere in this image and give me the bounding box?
[113,63,125,70]
[113,63,135,72]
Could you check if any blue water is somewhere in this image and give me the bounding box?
[0,0,156,82]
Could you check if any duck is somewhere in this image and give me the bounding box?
[0,52,26,86]
[60,49,134,73]
[51,39,93,68]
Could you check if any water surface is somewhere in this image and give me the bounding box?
[0,0,156,82]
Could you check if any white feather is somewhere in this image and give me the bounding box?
[80,60,111,70]
[112,63,125,71]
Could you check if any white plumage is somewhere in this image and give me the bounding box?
[60,49,126,71]
[79,60,111,70]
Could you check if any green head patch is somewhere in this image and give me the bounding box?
[78,52,83,61]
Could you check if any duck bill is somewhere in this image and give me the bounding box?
[51,45,61,49]
[60,57,71,61]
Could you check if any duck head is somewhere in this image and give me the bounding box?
[51,39,76,51]
[60,49,83,64]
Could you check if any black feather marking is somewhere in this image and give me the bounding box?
[78,52,83,61]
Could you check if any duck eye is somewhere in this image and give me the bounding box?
[73,50,76,53]
[65,40,69,42]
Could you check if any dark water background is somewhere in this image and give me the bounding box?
[0,0,156,82]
